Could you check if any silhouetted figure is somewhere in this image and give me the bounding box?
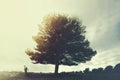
[24,65,28,75]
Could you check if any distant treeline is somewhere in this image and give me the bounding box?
[83,63,120,74]
[26,63,120,80]
[59,63,120,80]
[61,63,120,74]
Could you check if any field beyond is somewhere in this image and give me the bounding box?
[0,71,120,80]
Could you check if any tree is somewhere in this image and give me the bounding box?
[104,65,113,73]
[114,63,120,72]
[97,67,104,73]
[84,68,90,74]
[26,14,97,74]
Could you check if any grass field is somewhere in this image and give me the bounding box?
[0,71,120,80]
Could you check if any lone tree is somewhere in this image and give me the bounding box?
[26,14,97,74]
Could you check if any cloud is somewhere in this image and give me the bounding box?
[92,48,120,67]
[0,0,120,72]
[85,1,120,51]
[87,15,120,51]
[79,0,120,70]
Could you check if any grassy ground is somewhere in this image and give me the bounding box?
[0,71,120,80]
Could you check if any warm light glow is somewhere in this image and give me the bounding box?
[0,0,120,72]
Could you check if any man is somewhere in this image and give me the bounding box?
[24,65,28,75]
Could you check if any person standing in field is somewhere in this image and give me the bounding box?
[24,65,28,75]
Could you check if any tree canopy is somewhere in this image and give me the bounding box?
[26,14,97,74]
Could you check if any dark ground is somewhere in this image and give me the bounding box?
[0,71,120,80]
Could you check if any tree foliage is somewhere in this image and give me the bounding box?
[26,14,97,73]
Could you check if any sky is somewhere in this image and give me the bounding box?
[0,0,120,73]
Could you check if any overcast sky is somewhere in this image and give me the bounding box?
[0,0,120,73]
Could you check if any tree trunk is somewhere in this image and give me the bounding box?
[54,63,59,75]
